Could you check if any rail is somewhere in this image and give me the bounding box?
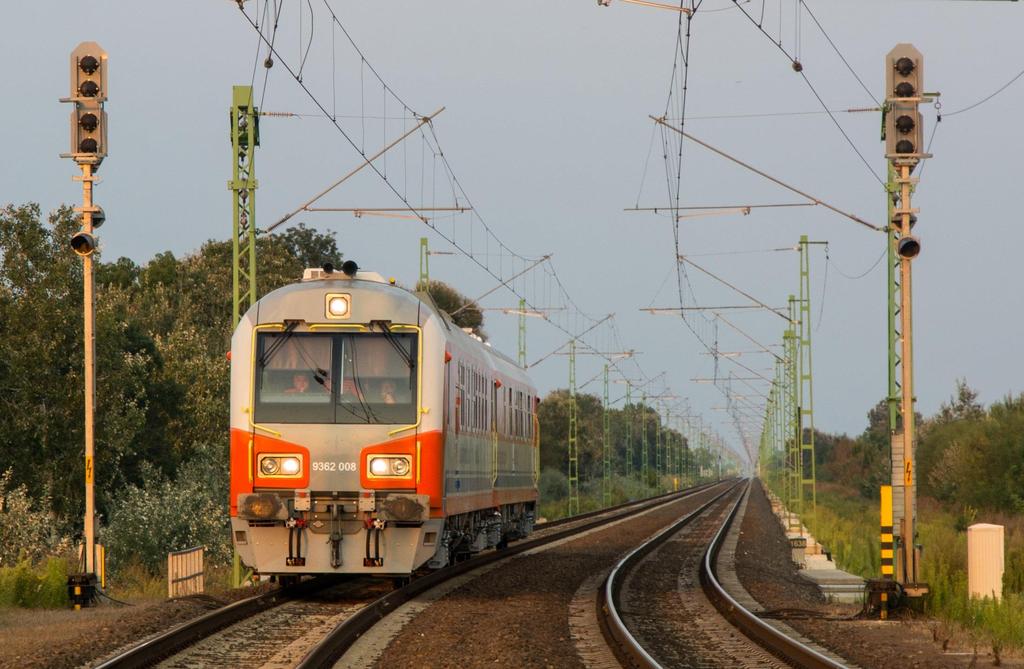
[700,482,849,669]
[599,479,744,668]
[95,577,340,669]
[295,480,733,669]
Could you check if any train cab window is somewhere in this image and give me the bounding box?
[254,333,334,423]
[255,331,417,424]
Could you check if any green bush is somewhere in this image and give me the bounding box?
[0,558,69,608]
[0,469,70,567]
[538,468,568,503]
[101,448,231,573]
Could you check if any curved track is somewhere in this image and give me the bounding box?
[602,479,850,669]
[295,481,726,669]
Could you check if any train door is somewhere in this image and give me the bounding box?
[490,381,499,486]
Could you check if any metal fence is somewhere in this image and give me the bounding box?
[167,545,205,598]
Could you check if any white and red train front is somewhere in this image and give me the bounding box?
[229,268,539,576]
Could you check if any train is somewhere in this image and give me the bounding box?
[229,262,540,577]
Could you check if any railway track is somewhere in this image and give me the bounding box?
[93,482,722,669]
[602,478,851,669]
[295,481,729,668]
[92,576,388,669]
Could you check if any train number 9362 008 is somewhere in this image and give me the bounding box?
[311,461,359,472]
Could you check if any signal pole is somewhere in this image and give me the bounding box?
[884,44,929,599]
[60,41,109,608]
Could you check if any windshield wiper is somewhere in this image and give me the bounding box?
[258,321,300,367]
[374,323,414,369]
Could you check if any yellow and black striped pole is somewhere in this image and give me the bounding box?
[880,485,894,618]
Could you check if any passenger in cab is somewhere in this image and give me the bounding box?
[284,373,311,394]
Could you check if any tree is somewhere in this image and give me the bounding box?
[934,378,984,424]
[415,279,485,338]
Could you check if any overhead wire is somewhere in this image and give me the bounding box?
[797,1,878,106]
[729,0,884,187]
[944,66,1024,117]
[828,245,885,281]
[238,3,672,394]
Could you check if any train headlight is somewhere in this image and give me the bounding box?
[280,457,301,476]
[391,458,411,477]
[260,457,280,476]
[326,293,351,319]
[368,456,412,478]
[259,454,304,478]
[369,457,390,476]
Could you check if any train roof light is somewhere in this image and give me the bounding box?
[326,293,351,318]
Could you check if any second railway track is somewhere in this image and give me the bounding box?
[603,478,853,669]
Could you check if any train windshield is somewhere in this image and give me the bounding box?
[254,331,417,424]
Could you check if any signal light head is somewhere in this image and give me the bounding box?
[895,57,915,77]
[895,139,915,154]
[70,232,97,256]
[79,138,98,153]
[79,113,98,132]
[79,80,100,98]
[895,115,915,134]
[79,55,99,74]
[897,236,921,259]
[90,206,105,229]
[891,212,917,230]
[895,82,915,98]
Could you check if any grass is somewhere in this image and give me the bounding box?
[800,481,1024,657]
[105,561,237,602]
[0,555,240,609]
[0,558,71,608]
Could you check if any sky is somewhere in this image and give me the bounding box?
[3,1,1023,465]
